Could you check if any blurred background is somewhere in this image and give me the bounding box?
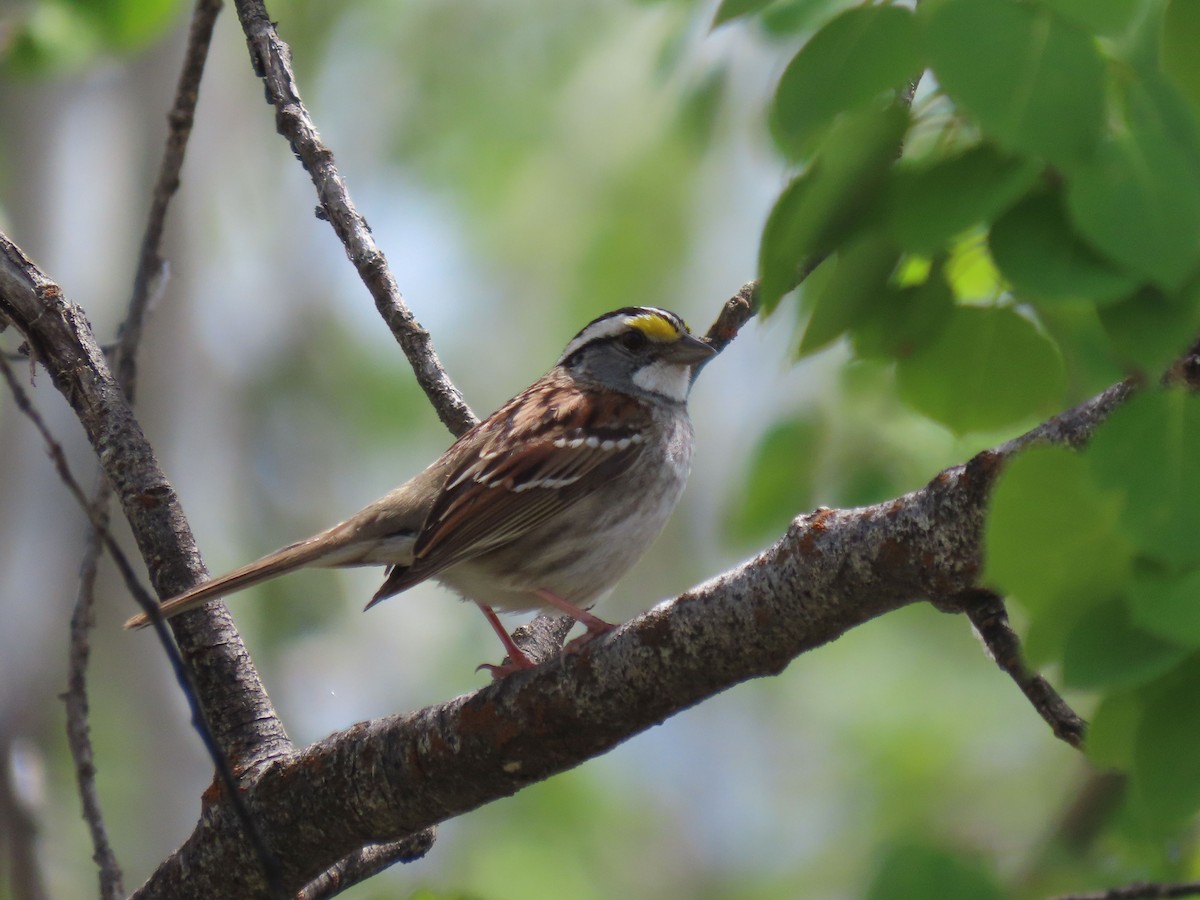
[0,1,1095,897]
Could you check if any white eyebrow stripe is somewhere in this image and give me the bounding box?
[557,307,685,362]
[559,315,630,362]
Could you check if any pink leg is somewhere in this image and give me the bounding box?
[475,603,537,678]
[535,589,616,653]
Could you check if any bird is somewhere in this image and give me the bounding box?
[124,306,715,675]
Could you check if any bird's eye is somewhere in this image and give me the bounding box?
[619,330,648,352]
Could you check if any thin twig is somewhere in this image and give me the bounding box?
[1052,881,1200,900]
[940,588,1087,748]
[60,3,226,895]
[231,0,477,437]
[63,480,125,900]
[298,830,437,900]
[114,0,223,394]
[0,355,288,899]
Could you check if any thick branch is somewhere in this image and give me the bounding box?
[0,235,288,773]
[132,362,1140,896]
[134,452,998,894]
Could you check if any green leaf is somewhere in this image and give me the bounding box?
[1086,691,1141,770]
[712,0,778,28]
[1162,0,1200,118]
[1096,287,1200,375]
[865,842,1004,900]
[1037,300,1127,396]
[65,0,184,50]
[886,143,1039,254]
[924,0,1106,165]
[758,104,910,311]
[943,234,1005,302]
[1066,76,1200,291]
[986,446,1131,618]
[1038,0,1143,37]
[772,5,921,154]
[989,190,1140,306]
[1129,568,1200,648]
[896,305,1064,432]
[1,1,99,75]
[727,418,821,544]
[1087,390,1200,569]
[1063,597,1189,689]
[850,260,955,361]
[1133,656,1200,823]
[799,237,899,356]
[760,0,849,36]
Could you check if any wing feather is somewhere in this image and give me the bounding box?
[373,377,651,599]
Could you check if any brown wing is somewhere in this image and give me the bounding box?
[373,375,651,599]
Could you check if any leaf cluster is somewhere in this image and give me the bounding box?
[736,0,1200,434]
[725,0,1200,867]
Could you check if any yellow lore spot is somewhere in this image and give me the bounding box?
[627,312,682,342]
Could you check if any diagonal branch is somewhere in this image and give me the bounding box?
[0,234,290,775]
[61,2,241,895]
[0,352,287,898]
[129,369,1139,897]
[64,494,124,900]
[941,588,1086,748]
[297,831,438,900]
[231,0,477,437]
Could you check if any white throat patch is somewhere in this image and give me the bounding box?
[632,359,691,402]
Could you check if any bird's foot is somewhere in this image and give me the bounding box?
[475,655,537,679]
[533,589,617,638]
[476,602,539,678]
[562,618,617,655]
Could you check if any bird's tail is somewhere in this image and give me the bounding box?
[122,536,338,630]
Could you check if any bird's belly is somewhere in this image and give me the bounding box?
[433,458,689,615]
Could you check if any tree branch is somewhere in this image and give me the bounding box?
[0,352,287,897]
[296,831,437,900]
[939,588,1086,748]
[128,365,1142,896]
[230,0,477,436]
[0,235,289,775]
[64,493,125,900]
[1053,881,1200,900]
[60,6,229,894]
[2,206,1141,895]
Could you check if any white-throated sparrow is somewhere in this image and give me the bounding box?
[125,306,715,674]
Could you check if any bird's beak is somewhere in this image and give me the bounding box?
[666,333,718,367]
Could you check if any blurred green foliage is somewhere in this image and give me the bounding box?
[988,392,1200,831]
[2,0,186,74]
[6,0,1200,896]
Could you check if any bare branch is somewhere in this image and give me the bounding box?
[230,0,477,436]
[297,830,437,900]
[1052,881,1200,900]
[0,353,287,898]
[0,233,290,773]
[114,0,224,394]
[64,485,125,900]
[128,369,1143,895]
[60,7,227,891]
[938,588,1086,748]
